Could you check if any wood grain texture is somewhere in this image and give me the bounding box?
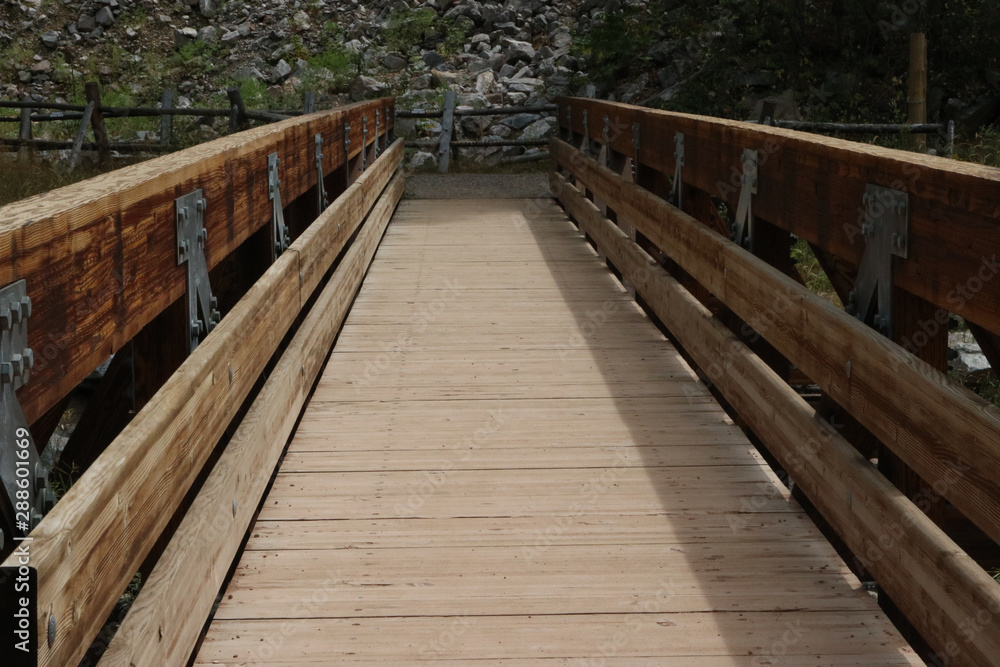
[98,173,404,667]
[194,197,916,665]
[0,140,402,667]
[558,97,1000,336]
[555,171,1000,666]
[553,138,1000,551]
[0,98,394,426]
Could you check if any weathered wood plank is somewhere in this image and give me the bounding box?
[98,173,403,667]
[554,171,1000,665]
[559,97,1000,336]
[0,99,394,426]
[553,138,1000,551]
[0,139,402,667]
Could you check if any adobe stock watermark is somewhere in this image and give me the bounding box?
[350,277,462,394]
[392,408,508,517]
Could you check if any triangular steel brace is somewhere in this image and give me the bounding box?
[669,132,685,209]
[731,148,758,251]
[268,153,291,261]
[0,280,51,541]
[176,191,221,355]
[315,134,328,215]
[581,109,590,155]
[599,115,611,167]
[374,111,381,160]
[845,185,909,338]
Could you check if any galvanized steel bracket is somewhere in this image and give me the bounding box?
[374,111,381,160]
[670,132,685,209]
[731,148,758,251]
[268,153,291,261]
[0,280,50,539]
[343,123,352,188]
[846,185,910,338]
[565,105,573,142]
[176,190,220,354]
[581,109,590,155]
[315,134,328,214]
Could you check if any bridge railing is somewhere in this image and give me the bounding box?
[0,98,402,667]
[551,97,1000,666]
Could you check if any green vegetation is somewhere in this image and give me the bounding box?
[384,6,469,56]
[171,40,227,75]
[791,238,839,305]
[571,7,654,90]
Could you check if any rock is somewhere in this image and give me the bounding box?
[950,331,992,383]
[40,30,59,48]
[383,53,407,70]
[410,151,438,170]
[198,26,218,44]
[222,30,240,43]
[95,6,114,27]
[411,73,433,90]
[77,14,97,32]
[174,27,198,49]
[460,115,486,138]
[349,75,389,100]
[475,70,495,94]
[199,0,217,18]
[431,69,462,87]
[292,10,310,31]
[233,65,265,81]
[551,32,572,49]
[471,33,491,46]
[422,51,445,68]
[501,112,540,129]
[749,89,800,122]
[237,23,252,37]
[273,59,293,81]
[519,117,553,141]
[30,59,51,73]
[489,123,512,138]
[502,37,535,63]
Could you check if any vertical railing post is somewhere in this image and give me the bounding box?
[160,88,174,148]
[84,82,110,165]
[303,91,316,115]
[18,95,33,160]
[227,87,247,133]
[438,90,457,173]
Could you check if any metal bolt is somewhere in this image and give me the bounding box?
[10,301,22,325]
[228,366,233,383]
[0,308,10,331]
[35,463,46,489]
[20,295,32,318]
[10,353,23,378]
[42,488,56,513]
[891,232,900,248]
[232,499,238,517]
[48,614,57,648]
[846,360,852,378]
[198,229,208,246]
[0,362,12,384]
[0,528,4,551]
[301,365,306,376]
[190,320,202,338]
[196,199,205,213]
[22,348,33,370]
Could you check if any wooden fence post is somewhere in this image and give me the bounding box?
[69,101,96,171]
[438,89,456,173]
[303,91,316,114]
[160,88,174,147]
[908,33,927,151]
[18,95,33,160]
[84,82,110,164]
[227,87,247,133]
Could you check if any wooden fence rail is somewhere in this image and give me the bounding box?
[552,96,1000,666]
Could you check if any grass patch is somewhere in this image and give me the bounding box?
[792,238,840,305]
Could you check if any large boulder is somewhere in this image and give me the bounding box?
[349,75,389,100]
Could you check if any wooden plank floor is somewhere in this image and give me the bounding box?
[195,198,921,665]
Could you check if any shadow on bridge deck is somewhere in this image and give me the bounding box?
[193,192,920,665]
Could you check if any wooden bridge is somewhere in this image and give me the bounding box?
[1,96,1000,666]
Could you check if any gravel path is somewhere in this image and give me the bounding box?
[403,173,551,200]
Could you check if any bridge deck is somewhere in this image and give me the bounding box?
[194,197,919,665]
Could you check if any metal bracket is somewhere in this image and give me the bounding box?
[599,115,611,167]
[343,123,352,188]
[315,134,328,214]
[362,116,370,171]
[565,105,573,142]
[731,148,758,251]
[268,153,291,261]
[581,109,590,155]
[846,185,909,338]
[374,111,381,160]
[0,281,50,539]
[670,132,685,209]
[631,123,640,181]
[176,191,220,354]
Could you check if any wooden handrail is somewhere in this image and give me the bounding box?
[551,169,1000,665]
[0,109,399,667]
[0,98,393,428]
